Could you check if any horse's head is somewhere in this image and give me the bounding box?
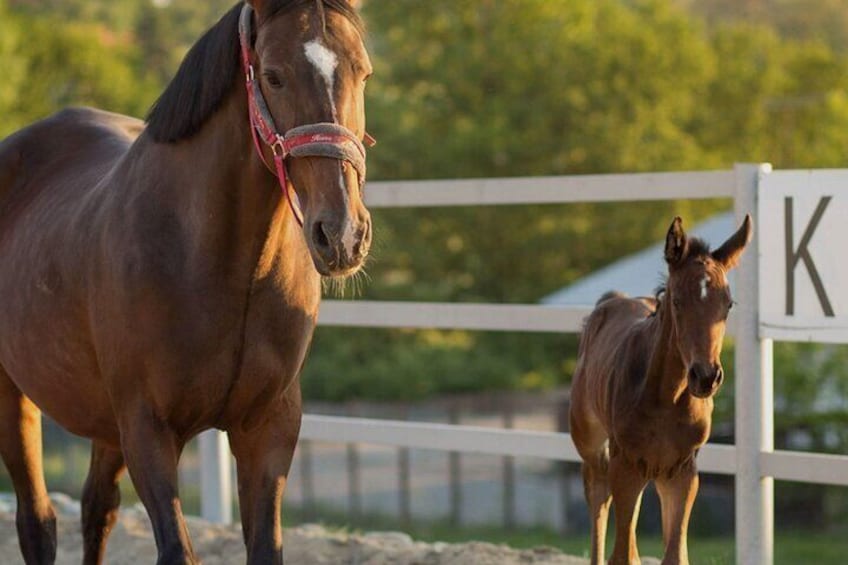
[663,214,752,398]
[246,0,371,277]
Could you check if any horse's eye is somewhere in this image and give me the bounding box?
[363,72,373,84]
[672,298,681,308]
[263,71,285,89]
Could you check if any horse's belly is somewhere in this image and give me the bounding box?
[0,313,118,444]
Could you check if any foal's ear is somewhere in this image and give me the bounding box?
[665,216,689,266]
[712,214,753,270]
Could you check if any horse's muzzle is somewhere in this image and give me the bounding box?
[309,215,371,276]
[688,363,724,398]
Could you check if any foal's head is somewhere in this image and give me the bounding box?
[249,0,372,276]
[662,215,752,398]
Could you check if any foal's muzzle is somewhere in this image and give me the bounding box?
[688,363,724,398]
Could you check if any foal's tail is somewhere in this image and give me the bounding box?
[596,290,627,307]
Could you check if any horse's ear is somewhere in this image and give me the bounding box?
[712,214,753,270]
[665,216,689,266]
[344,0,363,7]
[244,0,264,12]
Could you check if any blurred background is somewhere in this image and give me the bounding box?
[2,0,848,562]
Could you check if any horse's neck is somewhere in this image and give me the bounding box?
[643,304,688,405]
[131,84,316,295]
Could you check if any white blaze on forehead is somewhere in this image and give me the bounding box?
[304,39,339,118]
[700,276,710,300]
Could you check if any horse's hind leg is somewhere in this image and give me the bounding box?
[582,449,612,565]
[0,371,57,564]
[81,442,125,565]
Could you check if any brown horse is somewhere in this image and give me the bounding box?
[0,1,372,563]
[569,215,752,565]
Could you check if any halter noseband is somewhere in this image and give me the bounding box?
[238,5,373,227]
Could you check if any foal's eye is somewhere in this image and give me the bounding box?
[672,298,681,308]
[263,71,285,89]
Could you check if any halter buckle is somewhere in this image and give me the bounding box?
[271,136,286,158]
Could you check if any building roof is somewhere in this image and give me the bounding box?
[541,212,737,306]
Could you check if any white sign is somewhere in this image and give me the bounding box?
[759,170,848,342]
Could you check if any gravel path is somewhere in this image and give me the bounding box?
[0,494,661,564]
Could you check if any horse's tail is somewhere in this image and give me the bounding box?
[596,290,627,307]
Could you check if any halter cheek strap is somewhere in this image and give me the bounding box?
[238,5,374,227]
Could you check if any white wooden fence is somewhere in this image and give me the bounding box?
[199,164,848,565]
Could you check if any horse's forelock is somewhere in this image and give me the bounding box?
[261,0,364,34]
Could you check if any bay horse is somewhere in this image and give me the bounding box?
[0,1,373,563]
[570,215,752,565]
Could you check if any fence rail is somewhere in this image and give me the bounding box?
[199,166,835,565]
[363,171,735,208]
[320,301,592,332]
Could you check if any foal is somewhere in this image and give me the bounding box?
[570,215,752,565]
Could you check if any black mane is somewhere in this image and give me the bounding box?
[145,1,363,143]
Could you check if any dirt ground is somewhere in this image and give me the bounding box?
[0,494,661,564]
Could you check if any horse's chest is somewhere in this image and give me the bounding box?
[614,411,710,478]
[219,279,320,429]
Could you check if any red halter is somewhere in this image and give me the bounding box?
[238,5,374,226]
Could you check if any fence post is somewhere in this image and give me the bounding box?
[398,404,412,525]
[502,403,516,530]
[734,163,774,565]
[299,439,317,520]
[448,404,462,526]
[199,429,233,524]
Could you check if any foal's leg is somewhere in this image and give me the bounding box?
[81,442,126,565]
[119,406,196,565]
[608,455,647,565]
[581,449,612,565]
[655,461,699,565]
[228,386,302,565]
[0,374,57,564]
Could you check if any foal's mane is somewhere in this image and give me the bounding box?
[146,0,363,143]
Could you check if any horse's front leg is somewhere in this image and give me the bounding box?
[608,455,647,565]
[119,405,196,565]
[227,383,302,565]
[655,460,699,565]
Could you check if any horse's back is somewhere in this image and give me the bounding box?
[582,294,656,348]
[570,293,656,454]
[0,107,142,210]
[0,107,143,443]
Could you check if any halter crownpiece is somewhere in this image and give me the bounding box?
[238,5,374,226]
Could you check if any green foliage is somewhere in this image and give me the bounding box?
[3,1,848,439]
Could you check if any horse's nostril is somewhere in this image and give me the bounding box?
[313,221,330,250]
